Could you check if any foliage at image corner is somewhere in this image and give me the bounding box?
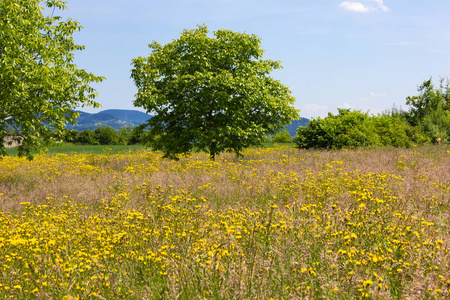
[131,24,299,160]
[0,0,104,159]
[294,108,428,150]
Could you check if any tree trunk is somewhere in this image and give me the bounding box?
[209,141,217,161]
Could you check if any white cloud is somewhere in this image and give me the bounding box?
[340,1,370,13]
[374,0,389,12]
[370,92,387,97]
[341,103,354,109]
[340,0,389,13]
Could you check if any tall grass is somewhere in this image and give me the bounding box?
[0,145,449,299]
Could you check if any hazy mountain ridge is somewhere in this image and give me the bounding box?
[285,119,310,136]
[68,109,309,134]
[67,109,151,130]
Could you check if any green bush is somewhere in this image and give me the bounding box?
[94,126,122,145]
[63,129,79,143]
[117,125,134,145]
[372,115,429,147]
[128,125,150,145]
[418,109,450,144]
[271,128,292,143]
[294,109,427,149]
[75,129,99,145]
[67,126,146,145]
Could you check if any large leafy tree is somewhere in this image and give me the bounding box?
[131,25,299,160]
[0,0,104,158]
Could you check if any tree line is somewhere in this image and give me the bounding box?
[61,76,450,150]
[57,125,293,146]
[62,126,142,146]
[295,78,449,149]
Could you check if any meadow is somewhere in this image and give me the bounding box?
[0,145,449,299]
[3,144,148,157]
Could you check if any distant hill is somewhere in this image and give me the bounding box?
[67,109,152,130]
[67,109,309,133]
[286,118,310,136]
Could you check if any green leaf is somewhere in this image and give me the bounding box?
[0,0,104,159]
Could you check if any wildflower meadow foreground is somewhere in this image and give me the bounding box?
[0,145,449,299]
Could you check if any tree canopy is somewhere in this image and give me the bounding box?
[131,25,299,160]
[0,0,104,158]
[405,78,450,143]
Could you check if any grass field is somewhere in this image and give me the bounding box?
[0,145,449,299]
[3,143,292,157]
[3,144,148,157]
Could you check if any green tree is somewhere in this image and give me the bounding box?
[271,128,292,143]
[0,0,104,158]
[372,114,428,147]
[418,109,450,143]
[74,128,98,145]
[131,25,299,160]
[94,126,120,145]
[405,78,450,126]
[128,124,150,145]
[405,78,450,143]
[63,129,78,143]
[117,125,133,145]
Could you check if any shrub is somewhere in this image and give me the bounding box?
[418,109,450,144]
[271,128,292,143]
[63,129,78,143]
[94,126,121,145]
[74,129,99,145]
[404,78,450,144]
[128,125,150,145]
[294,109,427,149]
[117,125,133,145]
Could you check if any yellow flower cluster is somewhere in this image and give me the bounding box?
[0,145,449,299]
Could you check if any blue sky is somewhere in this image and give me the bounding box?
[56,0,450,118]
